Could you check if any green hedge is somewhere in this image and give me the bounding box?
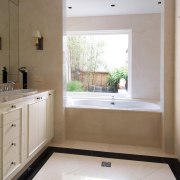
[107,67,128,92]
[67,80,84,92]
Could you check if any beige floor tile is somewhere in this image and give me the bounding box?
[120,160,166,179]
[33,153,94,180]
[143,165,176,180]
[67,158,139,180]
[33,153,176,180]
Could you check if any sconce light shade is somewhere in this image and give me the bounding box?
[32,30,41,38]
[32,30,43,50]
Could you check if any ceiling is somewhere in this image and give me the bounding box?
[66,0,163,17]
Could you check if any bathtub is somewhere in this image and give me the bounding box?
[65,97,162,148]
[66,98,160,112]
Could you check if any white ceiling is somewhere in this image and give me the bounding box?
[66,0,163,17]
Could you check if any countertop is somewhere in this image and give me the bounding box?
[0,89,54,106]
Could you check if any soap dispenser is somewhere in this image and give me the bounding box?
[19,67,28,89]
[2,66,7,83]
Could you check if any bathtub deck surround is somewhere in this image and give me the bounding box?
[67,97,160,111]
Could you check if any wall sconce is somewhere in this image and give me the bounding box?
[0,37,2,50]
[32,30,43,50]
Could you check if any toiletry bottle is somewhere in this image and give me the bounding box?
[2,66,7,83]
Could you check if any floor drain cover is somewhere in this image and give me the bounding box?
[101,161,111,167]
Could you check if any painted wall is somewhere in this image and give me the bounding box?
[161,0,175,154]
[175,0,180,160]
[66,14,161,100]
[19,0,65,143]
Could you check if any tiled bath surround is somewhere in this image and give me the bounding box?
[66,108,162,147]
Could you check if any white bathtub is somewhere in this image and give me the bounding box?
[66,98,160,112]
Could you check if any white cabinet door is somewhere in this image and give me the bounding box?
[28,101,39,156]
[28,97,47,157]
[38,100,47,146]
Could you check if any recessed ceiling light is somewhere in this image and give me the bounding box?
[111,4,115,7]
[68,6,72,9]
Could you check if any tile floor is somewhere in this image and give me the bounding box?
[33,153,176,180]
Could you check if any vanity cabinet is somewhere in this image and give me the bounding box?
[0,90,54,180]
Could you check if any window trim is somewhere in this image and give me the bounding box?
[66,30,132,97]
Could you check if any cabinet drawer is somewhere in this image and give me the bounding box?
[3,108,21,125]
[3,119,20,145]
[3,155,20,179]
[3,138,20,164]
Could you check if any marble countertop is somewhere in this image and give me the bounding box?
[0,89,54,106]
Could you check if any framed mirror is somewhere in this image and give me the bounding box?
[0,0,19,83]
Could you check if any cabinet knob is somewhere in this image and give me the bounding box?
[49,93,52,96]
[11,143,16,146]
[11,105,16,108]
[11,124,16,127]
[11,162,16,165]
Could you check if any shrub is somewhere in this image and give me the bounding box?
[67,80,84,92]
[107,67,128,92]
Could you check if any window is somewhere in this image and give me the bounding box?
[66,31,132,97]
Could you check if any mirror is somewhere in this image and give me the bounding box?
[0,0,19,83]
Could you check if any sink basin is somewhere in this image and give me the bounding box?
[0,94,24,103]
[0,89,38,96]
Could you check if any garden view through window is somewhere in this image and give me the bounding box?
[66,33,130,96]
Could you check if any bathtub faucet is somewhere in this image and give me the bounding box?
[111,95,115,105]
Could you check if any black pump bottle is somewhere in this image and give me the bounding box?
[2,66,7,83]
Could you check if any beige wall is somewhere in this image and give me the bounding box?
[175,0,180,160]
[19,0,65,143]
[161,0,175,154]
[66,14,161,100]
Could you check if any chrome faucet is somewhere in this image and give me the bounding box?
[7,81,15,90]
[111,95,115,105]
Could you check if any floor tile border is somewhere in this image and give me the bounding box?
[18,146,180,180]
